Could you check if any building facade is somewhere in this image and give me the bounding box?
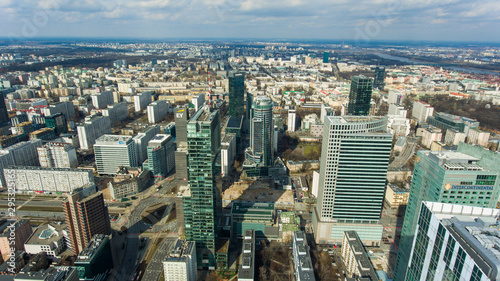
[37,142,78,168]
[147,100,169,124]
[347,75,373,116]
[341,231,379,280]
[292,231,315,281]
[245,96,274,168]
[0,139,42,188]
[77,114,112,150]
[228,72,245,118]
[94,135,137,175]
[142,134,175,178]
[163,240,197,281]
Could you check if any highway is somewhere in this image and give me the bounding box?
[141,237,177,281]
[389,139,418,169]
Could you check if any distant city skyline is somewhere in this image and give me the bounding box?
[1,0,499,42]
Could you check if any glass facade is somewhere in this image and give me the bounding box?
[228,72,245,118]
[347,75,373,116]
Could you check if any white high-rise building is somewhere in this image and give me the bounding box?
[94,135,137,175]
[404,201,500,281]
[387,90,405,105]
[221,134,236,177]
[412,101,434,123]
[37,142,78,168]
[134,91,153,112]
[102,102,128,124]
[147,100,169,124]
[288,107,296,132]
[162,240,197,281]
[77,114,112,150]
[191,94,205,112]
[91,91,114,109]
[133,126,160,165]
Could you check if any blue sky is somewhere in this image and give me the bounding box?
[1,0,500,42]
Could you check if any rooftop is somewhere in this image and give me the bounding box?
[344,231,379,281]
[25,223,66,246]
[75,234,109,263]
[95,134,133,144]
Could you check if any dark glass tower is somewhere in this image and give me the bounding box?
[228,72,245,118]
[373,66,385,89]
[0,93,9,126]
[347,75,373,116]
[184,106,221,269]
[323,52,329,63]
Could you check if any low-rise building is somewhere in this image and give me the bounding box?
[384,184,409,208]
[292,231,315,281]
[341,231,379,280]
[238,230,255,281]
[0,219,33,262]
[24,223,68,260]
[421,127,442,149]
[108,167,149,199]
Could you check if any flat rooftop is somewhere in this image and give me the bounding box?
[95,134,132,144]
[26,223,66,246]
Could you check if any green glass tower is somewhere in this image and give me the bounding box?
[184,106,221,269]
[323,52,329,63]
[373,66,385,89]
[347,75,373,116]
[45,113,68,135]
[228,72,245,118]
[393,143,500,281]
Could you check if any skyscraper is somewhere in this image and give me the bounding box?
[405,201,500,281]
[143,134,175,178]
[393,143,500,280]
[373,66,385,89]
[184,106,221,269]
[323,51,329,63]
[174,106,190,180]
[313,116,392,245]
[94,135,137,175]
[347,75,373,116]
[288,107,296,132]
[245,96,274,168]
[63,186,111,255]
[228,72,245,118]
[0,93,10,126]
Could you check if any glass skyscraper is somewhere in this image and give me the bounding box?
[228,71,245,118]
[245,96,273,168]
[393,143,500,280]
[0,93,9,126]
[373,66,385,89]
[347,75,373,116]
[184,106,221,269]
[313,116,392,245]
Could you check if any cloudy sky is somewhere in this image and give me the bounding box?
[1,0,500,42]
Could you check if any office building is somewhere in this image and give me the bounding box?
[288,107,296,132]
[134,91,153,112]
[41,102,75,120]
[108,167,149,199]
[244,96,273,168]
[4,167,94,193]
[444,128,466,146]
[404,201,500,281]
[77,114,112,150]
[373,66,385,89]
[231,202,278,239]
[292,231,315,281]
[228,72,245,118]
[102,102,128,124]
[94,135,137,175]
[393,143,500,280]
[191,93,205,112]
[323,51,329,63]
[147,100,169,124]
[0,93,9,125]
[133,125,160,165]
[348,75,373,116]
[0,219,32,262]
[74,234,113,280]
[313,116,392,245]
[320,103,335,123]
[24,223,68,259]
[38,142,78,168]
[45,113,68,135]
[387,90,404,106]
[63,186,111,255]
[428,112,479,135]
[238,230,255,281]
[221,134,236,177]
[162,240,197,281]
[341,231,379,280]
[412,101,434,123]
[175,106,190,179]
[0,139,42,188]
[29,128,56,141]
[184,106,221,269]
[142,134,175,178]
[91,91,114,109]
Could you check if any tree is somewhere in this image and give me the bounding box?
[205,271,221,281]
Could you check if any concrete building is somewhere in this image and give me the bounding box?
[444,128,466,146]
[108,167,149,199]
[147,100,169,124]
[388,103,407,117]
[24,223,68,260]
[74,234,113,280]
[231,202,278,239]
[41,102,75,120]
[467,128,490,147]
[91,91,114,109]
[4,167,94,193]
[428,112,479,136]
[313,116,391,245]
[14,266,79,281]
[412,101,434,123]
[404,201,500,281]
[94,135,137,175]
[102,102,128,124]
[387,90,404,105]
[292,231,315,281]
[341,231,379,280]
[0,219,32,262]
[288,107,296,132]
[221,133,236,178]
[387,115,411,136]
[29,128,56,140]
[162,240,197,281]
[134,91,153,112]
[320,103,335,123]
[77,114,112,150]
[45,113,68,135]
[133,125,160,165]
[191,93,205,112]
[422,127,443,149]
[394,143,500,280]
[63,186,111,255]
[384,184,409,208]
[238,230,255,281]
[37,142,78,168]
[0,139,43,188]
[142,134,175,178]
